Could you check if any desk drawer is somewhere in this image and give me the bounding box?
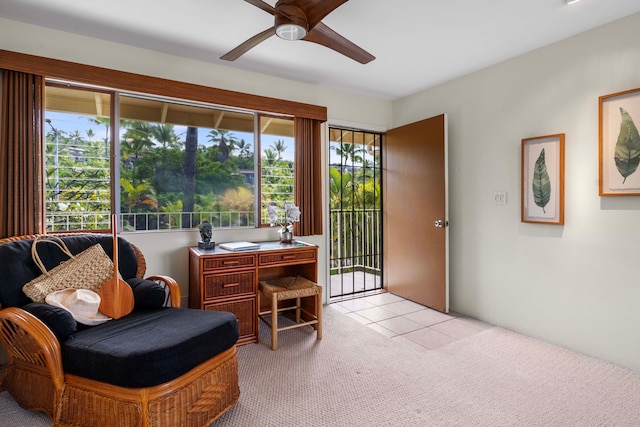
[203,271,255,299]
[202,254,255,271]
[258,249,316,267]
[205,298,256,344]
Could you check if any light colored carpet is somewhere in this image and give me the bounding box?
[2,306,640,426]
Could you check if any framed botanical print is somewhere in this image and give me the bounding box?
[521,134,565,225]
[599,87,640,196]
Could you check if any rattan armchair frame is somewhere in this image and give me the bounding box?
[0,233,239,427]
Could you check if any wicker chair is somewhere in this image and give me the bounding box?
[0,233,239,427]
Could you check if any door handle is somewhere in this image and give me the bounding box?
[434,220,448,228]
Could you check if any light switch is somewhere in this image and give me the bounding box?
[493,192,507,205]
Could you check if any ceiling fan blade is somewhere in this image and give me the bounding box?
[304,22,375,64]
[220,27,275,61]
[244,0,276,15]
[297,0,349,29]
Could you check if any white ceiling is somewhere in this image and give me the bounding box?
[1,0,640,100]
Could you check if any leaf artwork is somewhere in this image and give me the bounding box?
[532,148,551,214]
[614,107,640,183]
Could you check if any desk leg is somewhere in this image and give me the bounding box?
[271,293,278,351]
[316,290,323,340]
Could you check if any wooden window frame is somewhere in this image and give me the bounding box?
[0,50,326,121]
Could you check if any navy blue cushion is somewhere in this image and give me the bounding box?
[22,303,77,341]
[126,278,166,309]
[0,239,37,307]
[61,308,238,388]
[0,235,138,308]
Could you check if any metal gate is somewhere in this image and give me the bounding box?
[328,127,383,299]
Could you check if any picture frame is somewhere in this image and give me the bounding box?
[599,87,640,196]
[521,134,565,225]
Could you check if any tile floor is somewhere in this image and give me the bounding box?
[330,292,493,352]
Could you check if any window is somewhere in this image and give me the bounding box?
[45,85,113,230]
[259,114,295,224]
[44,82,295,232]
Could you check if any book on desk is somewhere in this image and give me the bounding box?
[219,241,261,252]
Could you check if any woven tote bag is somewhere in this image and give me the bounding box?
[22,237,115,303]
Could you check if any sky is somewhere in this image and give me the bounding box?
[45,111,295,162]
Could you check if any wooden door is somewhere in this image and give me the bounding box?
[384,114,448,312]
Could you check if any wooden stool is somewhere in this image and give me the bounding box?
[258,276,323,350]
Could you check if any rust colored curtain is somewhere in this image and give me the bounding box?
[0,70,44,238]
[294,117,323,236]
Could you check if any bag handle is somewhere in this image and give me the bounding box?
[31,236,76,277]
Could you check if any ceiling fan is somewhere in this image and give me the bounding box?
[220,0,375,64]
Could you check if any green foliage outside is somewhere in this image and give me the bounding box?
[45,116,294,232]
[329,140,382,280]
[45,117,112,231]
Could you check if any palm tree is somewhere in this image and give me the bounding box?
[183,126,198,228]
[69,130,86,148]
[329,167,353,210]
[263,148,279,167]
[236,139,251,158]
[121,121,154,184]
[261,148,282,187]
[150,124,179,150]
[120,178,157,213]
[271,139,288,159]
[331,143,364,165]
[208,129,239,162]
[88,117,111,157]
[353,158,377,183]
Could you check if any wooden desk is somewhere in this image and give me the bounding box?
[189,241,318,345]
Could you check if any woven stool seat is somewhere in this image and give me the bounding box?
[258,276,323,350]
[260,276,322,300]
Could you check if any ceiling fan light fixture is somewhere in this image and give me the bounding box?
[275,23,307,41]
[222,0,374,63]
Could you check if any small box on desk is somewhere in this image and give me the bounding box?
[219,241,260,252]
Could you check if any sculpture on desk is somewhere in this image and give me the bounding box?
[198,220,215,249]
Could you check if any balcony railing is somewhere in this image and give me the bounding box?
[45,211,255,232]
[329,208,382,298]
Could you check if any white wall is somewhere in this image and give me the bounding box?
[393,13,640,371]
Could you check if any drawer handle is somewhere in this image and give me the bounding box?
[282,255,297,260]
[222,260,240,266]
[222,282,241,288]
